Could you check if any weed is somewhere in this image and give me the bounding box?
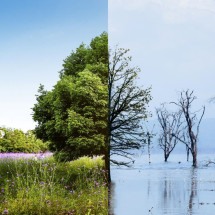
[0,156,108,215]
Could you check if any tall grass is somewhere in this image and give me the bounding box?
[0,156,108,215]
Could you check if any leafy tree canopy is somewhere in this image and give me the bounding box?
[61,32,108,81]
[33,32,108,161]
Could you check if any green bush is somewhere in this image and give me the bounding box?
[0,127,48,153]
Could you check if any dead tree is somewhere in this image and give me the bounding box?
[145,127,155,164]
[171,90,205,167]
[156,105,183,162]
[186,145,190,161]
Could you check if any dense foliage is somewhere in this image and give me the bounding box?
[32,32,108,161]
[0,127,48,153]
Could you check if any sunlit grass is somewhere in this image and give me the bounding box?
[0,156,108,215]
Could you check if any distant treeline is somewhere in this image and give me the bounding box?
[0,127,48,153]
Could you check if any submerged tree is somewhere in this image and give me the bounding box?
[108,48,152,166]
[156,104,183,162]
[172,90,205,167]
[145,128,155,164]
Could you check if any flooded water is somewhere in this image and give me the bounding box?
[111,153,215,215]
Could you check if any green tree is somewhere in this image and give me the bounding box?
[33,32,108,161]
[0,127,47,152]
[33,71,107,161]
[61,32,108,80]
[33,33,152,183]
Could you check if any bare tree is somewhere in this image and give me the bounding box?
[186,145,190,162]
[144,125,155,164]
[108,48,152,170]
[156,104,183,162]
[171,90,205,167]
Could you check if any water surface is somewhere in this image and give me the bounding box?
[111,153,215,215]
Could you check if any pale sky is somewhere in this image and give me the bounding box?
[2,0,215,131]
[0,0,107,131]
[109,0,215,119]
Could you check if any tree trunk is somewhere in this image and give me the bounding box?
[164,154,168,162]
[192,145,197,167]
[105,150,111,182]
[186,146,189,162]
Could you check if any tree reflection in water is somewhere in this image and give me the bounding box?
[110,154,215,215]
[109,182,115,215]
[159,168,199,214]
[160,172,184,212]
[188,168,198,215]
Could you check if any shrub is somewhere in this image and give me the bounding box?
[0,127,48,153]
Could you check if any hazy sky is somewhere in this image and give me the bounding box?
[0,0,107,131]
[2,0,215,131]
[109,0,215,120]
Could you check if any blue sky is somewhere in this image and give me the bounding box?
[109,0,215,120]
[0,0,107,131]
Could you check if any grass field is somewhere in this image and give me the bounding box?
[0,155,108,215]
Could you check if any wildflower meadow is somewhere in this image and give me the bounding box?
[0,154,108,215]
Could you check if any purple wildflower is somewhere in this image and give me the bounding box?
[0,152,53,160]
[2,209,8,214]
[39,181,45,186]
